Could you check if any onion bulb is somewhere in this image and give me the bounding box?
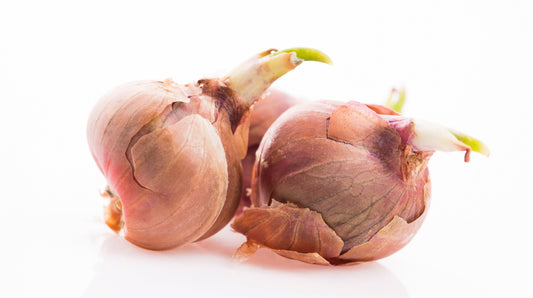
[87,48,331,250]
[232,99,489,265]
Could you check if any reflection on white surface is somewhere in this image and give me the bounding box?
[83,228,408,298]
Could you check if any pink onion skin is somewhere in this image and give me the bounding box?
[88,79,236,250]
[248,90,303,147]
[238,90,303,214]
[233,100,434,264]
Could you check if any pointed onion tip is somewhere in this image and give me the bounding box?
[450,129,490,157]
[272,47,333,65]
[385,87,406,113]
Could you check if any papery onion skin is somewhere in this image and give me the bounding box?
[238,90,303,214]
[233,100,485,265]
[87,49,332,250]
[88,79,231,250]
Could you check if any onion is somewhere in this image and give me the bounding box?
[232,99,489,265]
[87,48,331,250]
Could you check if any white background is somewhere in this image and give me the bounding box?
[1,0,532,297]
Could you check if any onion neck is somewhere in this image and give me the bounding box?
[409,119,490,162]
[224,48,332,110]
[383,115,490,162]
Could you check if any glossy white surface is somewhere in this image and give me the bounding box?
[1,1,531,297]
